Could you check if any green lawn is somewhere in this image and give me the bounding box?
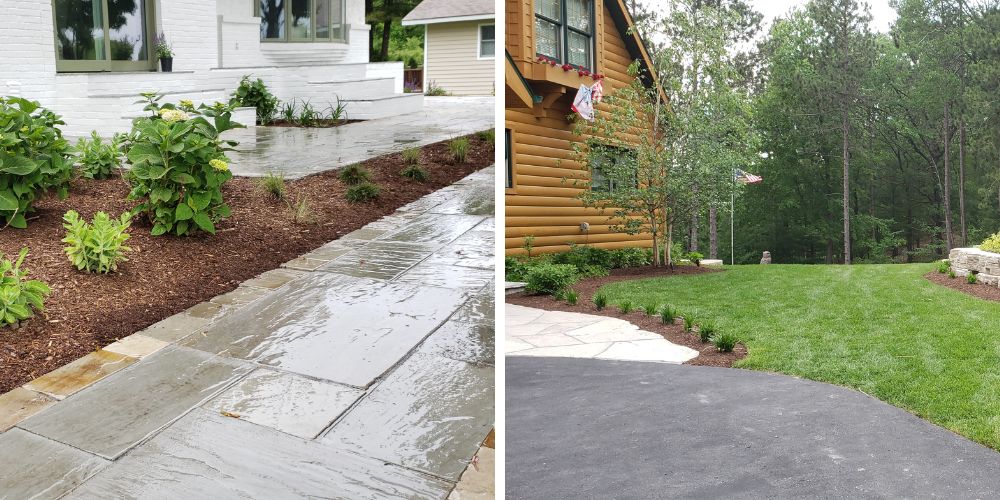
[598,264,1000,449]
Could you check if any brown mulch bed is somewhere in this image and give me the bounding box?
[507,265,748,367]
[0,134,493,394]
[925,270,1000,302]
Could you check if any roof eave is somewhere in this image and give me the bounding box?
[402,13,495,25]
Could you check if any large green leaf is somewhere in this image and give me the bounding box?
[0,190,17,211]
[175,203,194,221]
[0,155,37,175]
[192,212,215,234]
[126,143,161,166]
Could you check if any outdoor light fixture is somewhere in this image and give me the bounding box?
[579,222,590,232]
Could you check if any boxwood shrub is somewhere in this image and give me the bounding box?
[524,263,578,296]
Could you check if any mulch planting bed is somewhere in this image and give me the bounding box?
[925,271,1000,303]
[507,265,748,367]
[0,134,493,394]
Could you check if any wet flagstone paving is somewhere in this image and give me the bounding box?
[0,167,495,499]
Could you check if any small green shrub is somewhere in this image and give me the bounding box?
[683,315,694,331]
[0,248,51,327]
[938,260,950,274]
[280,100,297,123]
[643,303,659,316]
[565,289,579,305]
[290,196,316,224]
[593,292,607,310]
[402,147,421,165]
[449,137,470,163]
[505,256,529,282]
[660,305,677,325]
[698,322,716,343]
[401,164,429,182]
[0,97,74,228]
[345,182,381,203]
[62,210,132,273]
[618,300,635,315]
[522,235,536,257]
[608,247,652,268]
[257,172,287,201]
[967,272,978,284]
[75,131,121,180]
[980,232,1000,253]
[476,129,495,142]
[232,75,280,125]
[298,100,319,127]
[553,245,612,275]
[524,263,578,296]
[948,269,956,279]
[339,164,371,185]
[126,93,243,236]
[425,81,449,96]
[712,331,738,352]
[687,251,704,266]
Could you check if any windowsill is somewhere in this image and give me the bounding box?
[56,70,195,77]
[528,62,599,88]
[259,41,349,49]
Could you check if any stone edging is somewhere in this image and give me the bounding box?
[949,247,1000,287]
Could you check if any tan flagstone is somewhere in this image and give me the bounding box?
[25,350,137,400]
[0,388,55,432]
[448,446,495,500]
[103,334,170,359]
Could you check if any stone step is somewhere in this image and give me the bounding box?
[339,93,424,120]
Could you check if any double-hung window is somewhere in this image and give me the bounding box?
[52,0,156,72]
[535,0,593,68]
[590,146,637,192]
[259,0,346,42]
[479,25,495,59]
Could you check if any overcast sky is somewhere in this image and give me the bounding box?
[639,0,898,34]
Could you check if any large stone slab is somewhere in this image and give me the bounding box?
[421,319,495,366]
[183,273,470,387]
[323,352,494,481]
[320,240,437,281]
[25,350,137,400]
[20,346,251,459]
[394,262,493,292]
[65,410,453,499]
[422,230,494,270]
[204,368,364,439]
[428,184,495,216]
[0,428,107,499]
[377,214,485,246]
[0,387,55,432]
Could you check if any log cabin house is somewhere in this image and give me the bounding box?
[504,0,664,255]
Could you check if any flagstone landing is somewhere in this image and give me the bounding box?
[0,167,496,499]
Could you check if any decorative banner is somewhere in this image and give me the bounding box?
[591,79,604,104]
[571,84,594,121]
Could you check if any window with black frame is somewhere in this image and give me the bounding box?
[52,0,156,72]
[534,0,593,68]
[505,129,513,188]
[589,146,637,192]
[259,0,346,42]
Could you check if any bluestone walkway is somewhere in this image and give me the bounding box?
[506,304,699,363]
[227,96,494,178]
[507,356,1000,499]
[0,167,495,499]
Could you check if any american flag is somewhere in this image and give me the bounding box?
[735,168,762,184]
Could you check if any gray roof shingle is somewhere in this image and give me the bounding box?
[402,0,494,24]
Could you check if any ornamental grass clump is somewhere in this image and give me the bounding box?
[564,289,579,305]
[683,315,694,331]
[62,210,132,274]
[660,305,677,325]
[345,182,380,202]
[0,248,51,327]
[968,272,978,284]
[257,172,287,201]
[126,92,243,236]
[618,300,635,315]
[712,331,738,353]
[74,131,121,180]
[339,164,371,185]
[0,97,74,228]
[938,260,950,274]
[643,303,659,316]
[449,137,470,163]
[698,322,716,343]
[401,164,429,182]
[593,292,608,310]
[402,147,421,165]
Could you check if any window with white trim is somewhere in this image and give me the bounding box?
[479,24,495,59]
[535,0,593,68]
[258,0,346,42]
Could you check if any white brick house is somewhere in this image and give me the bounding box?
[0,0,422,136]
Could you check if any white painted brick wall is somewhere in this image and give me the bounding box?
[0,0,407,137]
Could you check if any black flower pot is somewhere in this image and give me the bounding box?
[160,57,173,72]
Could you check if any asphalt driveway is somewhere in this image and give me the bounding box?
[506,356,1000,499]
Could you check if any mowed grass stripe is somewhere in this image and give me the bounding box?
[599,264,1000,448]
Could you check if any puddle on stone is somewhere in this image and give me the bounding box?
[183,273,470,388]
[377,214,485,245]
[452,291,496,326]
[395,263,492,292]
[323,351,494,481]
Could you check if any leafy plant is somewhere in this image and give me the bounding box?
[401,164,429,181]
[449,137,470,163]
[280,100,297,123]
[981,232,1000,254]
[505,256,529,282]
[232,75,280,125]
[593,292,608,310]
[967,272,978,284]
[298,100,319,127]
[126,93,243,236]
[339,164,372,185]
[618,300,635,315]
[522,235,536,257]
[524,263,578,296]
[712,331,738,353]
[0,248,51,327]
[74,131,121,179]
[290,196,316,224]
[687,251,704,266]
[608,247,652,268]
[154,33,173,58]
[62,210,132,273]
[326,97,348,123]
[0,96,74,228]
[402,147,421,165]
[643,303,659,316]
[565,289,579,305]
[948,269,956,279]
[425,81,449,96]
[476,129,495,142]
[938,260,950,274]
[257,172,286,201]
[683,315,694,331]
[698,321,716,343]
[660,305,677,324]
[345,182,381,202]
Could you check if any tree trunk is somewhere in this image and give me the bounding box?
[709,205,718,259]
[959,119,966,246]
[366,0,375,60]
[379,20,392,61]
[667,223,674,269]
[690,209,698,252]
[842,107,851,265]
[943,102,954,252]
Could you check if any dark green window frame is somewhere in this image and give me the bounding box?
[534,0,595,69]
[257,0,348,43]
[590,145,637,192]
[52,0,158,73]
